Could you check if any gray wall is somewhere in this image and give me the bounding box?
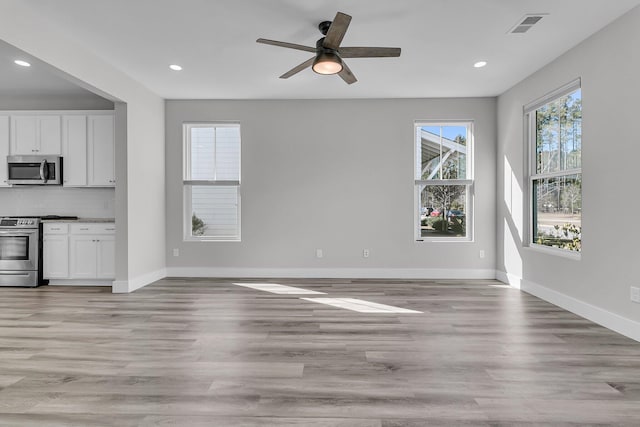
[497,6,640,334]
[0,94,113,111]
[166,98,496,277]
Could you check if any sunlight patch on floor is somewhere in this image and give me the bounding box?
[233,282,326,295]
[301,297,422,313]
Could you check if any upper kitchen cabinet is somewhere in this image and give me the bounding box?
[0,116,8,187]
[87,115,115,186]
[62,115,87,186]
[10,115,61,155]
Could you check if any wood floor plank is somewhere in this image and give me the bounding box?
[0,278,638,425]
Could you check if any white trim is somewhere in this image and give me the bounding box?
[525,80,582,253]
[166,267,496,280]
[525,244,581,260]
[112,268,167,293]
[497,271,640,343]
[0,110,114,115]
[523,78,581,113]
[414,121,474,243]
[495,270,522,289]
[415,179,473,186]
[47,279,112,287]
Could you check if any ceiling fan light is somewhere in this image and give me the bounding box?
[312,51,343,75]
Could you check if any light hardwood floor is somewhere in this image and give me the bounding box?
[0,278,639,426]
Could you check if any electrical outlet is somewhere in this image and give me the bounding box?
[479,250,485,259]
[173,248,179,257]
[363,249,370,258]
[631,286,640,303]
[316,248,323,258]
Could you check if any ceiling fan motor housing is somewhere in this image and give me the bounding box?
[318,20,332,35]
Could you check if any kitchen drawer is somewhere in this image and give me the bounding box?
[70,223,115,235]
[43,223,69,234]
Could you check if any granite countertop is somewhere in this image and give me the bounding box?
[41,218,115,223]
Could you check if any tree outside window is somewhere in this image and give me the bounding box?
[415,123,473,240]
[528,82,581,252]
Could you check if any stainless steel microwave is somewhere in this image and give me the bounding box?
[7,155,63,185]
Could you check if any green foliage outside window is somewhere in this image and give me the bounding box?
[192,213,206,236]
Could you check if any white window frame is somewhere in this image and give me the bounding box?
[183,122,241,242]
[524,78,581,257]
[414,121,474,242]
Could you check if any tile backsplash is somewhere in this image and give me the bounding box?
[0,186,115,218]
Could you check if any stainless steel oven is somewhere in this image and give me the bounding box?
[0,217,40,287]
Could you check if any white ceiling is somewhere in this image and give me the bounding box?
[4,0,640,100]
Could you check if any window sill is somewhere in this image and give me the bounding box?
[525,244,581,260]
[184,237,241,243]
[416,237,473,243]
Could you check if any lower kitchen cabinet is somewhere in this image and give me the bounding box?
[70,234,115,279]
[43,222,115,285]
[43,234,70,279]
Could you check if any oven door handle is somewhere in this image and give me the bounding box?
[0,230,37,236]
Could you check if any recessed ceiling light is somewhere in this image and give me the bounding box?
[14,59,31,67]
[169,64,182,71]
[473,61,487,68]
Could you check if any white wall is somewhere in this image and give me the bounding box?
[166,98,496,278]
[497,6,640,340]
[0,1,166,292]
[0,187,114,218]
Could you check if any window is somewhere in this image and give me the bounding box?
[415,122,473,240]
[526,80,581,253]
[183,123,241,241]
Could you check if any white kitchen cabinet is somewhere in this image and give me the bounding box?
[70,235,115,279]
[87,115,115,186]
[69,223,116,280]
[42,223,69,279]
[0,115,9,187]
[70,235,99,279]
[10,115,61,155]
[43,222,115,284]
[43,235,70,279]
[62,115,87,186]
[96,235,116,279]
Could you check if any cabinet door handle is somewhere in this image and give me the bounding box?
[50,227,61,231]
[79,228,89,231]
[105,228,115,231]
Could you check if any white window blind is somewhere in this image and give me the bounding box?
[183,123,241,241]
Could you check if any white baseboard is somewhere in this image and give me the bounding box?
[497,270,640,342]
[165,267,497,280]
[112,268,167,293]
[495,270,522,289]
[48,279,112,287]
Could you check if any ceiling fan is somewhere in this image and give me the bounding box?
[257,12,401,85]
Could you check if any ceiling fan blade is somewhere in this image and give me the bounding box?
[279,57,315,79]
[257,38,316,53]
[323,12,352,50]
[338,61,357,85]
[339,47,401,58]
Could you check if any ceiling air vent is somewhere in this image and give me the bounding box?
[509,14,547,34]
